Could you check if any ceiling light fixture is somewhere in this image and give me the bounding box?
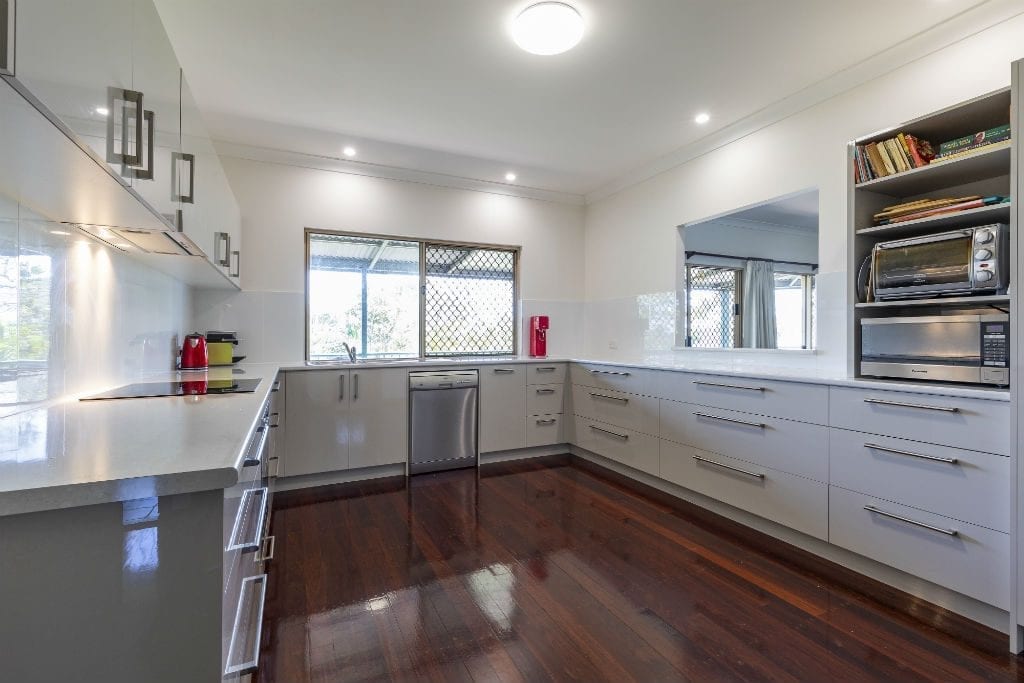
[343,146,357,157]
[95,107,109,116]
[505,172,517,182]
[512,2,584,56]
[694,112,711,125]
[49,230,71,236]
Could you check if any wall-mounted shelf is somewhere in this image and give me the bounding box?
[854,144,1010,197]
[856,202,1011,239]
[855,295,1009,309]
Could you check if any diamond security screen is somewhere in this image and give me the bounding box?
[423,245,516,356]
[686,266,739,348]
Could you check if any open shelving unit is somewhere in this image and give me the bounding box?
[847,86,1013,384]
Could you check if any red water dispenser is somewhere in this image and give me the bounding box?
[528,315,549,357]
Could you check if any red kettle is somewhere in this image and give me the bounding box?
[180,333,209,370]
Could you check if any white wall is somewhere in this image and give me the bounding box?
[0,197,190,415]
[193,157,586,362]
[683,220,818,266]
[583,15,1024,371]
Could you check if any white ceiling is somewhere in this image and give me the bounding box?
[155,0,999,198]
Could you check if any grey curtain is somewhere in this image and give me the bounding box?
[742,260,777,348]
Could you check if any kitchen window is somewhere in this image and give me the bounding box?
[306,230,519,359]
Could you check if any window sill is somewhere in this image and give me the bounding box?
[671,347,818,355]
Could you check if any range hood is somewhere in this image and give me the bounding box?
[75,222,205,257]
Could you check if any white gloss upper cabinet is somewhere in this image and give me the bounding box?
[128,0,181,221]
[479,365,527,453]
[11,0,134,174]
[348,368,408,469]
[283,370,350,477]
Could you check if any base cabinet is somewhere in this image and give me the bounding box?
[348,368,409,468]
[283,370,349,476]
[480,365,527,453]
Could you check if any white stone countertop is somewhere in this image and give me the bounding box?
[0,354,1009,518]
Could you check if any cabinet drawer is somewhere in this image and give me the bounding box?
[660,401,828,481]
[526,362,566,385]
[222,463,262,549]
[829,486,1009,608]
[829,428,1010,532]
[656,372,829,424]
[571,384,659,435]
[570,362,651,395]
[574,416,659,476]
[526,415,565,447]
[661,441,827,540]
[829,387,1010,454]
[527,384,564,416]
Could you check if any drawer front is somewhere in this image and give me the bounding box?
[574,416,659,476]
[829,387,1010,455]
[829,486,1009,608]
[661,441,827,540]
[657,372,829,424]
[527,384,564,416]
[526,415,565,447]
[222,463,262,548]
[570,363,651,395]
[660,401,828,482]
[829,428,1010,532]
[571,384,659,435]
[526,362,567,385]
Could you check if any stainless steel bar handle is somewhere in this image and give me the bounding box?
[536,418,557,425]
[128,109,155,180]
[339,374,345,400]
[272,380,281,392]
[494,368,515,374]
[535,366,557,372]
[693,380,765,392]
[353,373,359,400]
[589,424,628,440]
[224,573,268,676]
[693,411,766,429]
[863,398,959,413]
[254,535,276,563]
[590,392,628,404]
[230,250,240,278]
[213,232,229,267]
[692,455,765,479]
[106,87,144,167]
[269,412,280,428]
[267,455,280,479]
[242,418,271,467]
[535,388,556,395]
[863,505,958,537]
[864,442,958,465]
[171,152,195,203]
[1,0,14,76]
[227,487,269,551]
[590,369,631,376]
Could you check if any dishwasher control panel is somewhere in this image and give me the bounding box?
[409,370,479,390]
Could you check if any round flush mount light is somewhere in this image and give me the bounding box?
[505,172,517,182]
[512,2,584,56]
[694,112,711,125]
[342,146,357,157]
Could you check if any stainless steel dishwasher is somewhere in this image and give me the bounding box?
[408,370,479,475]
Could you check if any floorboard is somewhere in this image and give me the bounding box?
[256,455,1024,683]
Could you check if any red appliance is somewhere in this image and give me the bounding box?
[528,315,549,357]
[180,333,209,370]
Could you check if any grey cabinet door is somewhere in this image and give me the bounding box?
[479,365,526,453]
[283,371,350,476]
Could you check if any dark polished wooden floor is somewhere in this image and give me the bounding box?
[257,456,1024,682]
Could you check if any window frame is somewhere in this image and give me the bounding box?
[771,270,815,350]
[304,228,521,360]
[683,264,743,349]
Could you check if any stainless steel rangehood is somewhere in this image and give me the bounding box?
[74,221,204,257]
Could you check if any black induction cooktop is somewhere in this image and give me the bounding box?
[81,378,262,401]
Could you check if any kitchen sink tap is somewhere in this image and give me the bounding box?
[342,342,357,362]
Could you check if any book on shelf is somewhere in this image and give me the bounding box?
[929,138,1011,164]
[936,123,1011,157]
[854,133,936,183]
[871,195,1009,225]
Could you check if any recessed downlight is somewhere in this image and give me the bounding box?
[49,230,71,236]
[95,107,109,116]
[505,172,517,182]
[512,2,584,56]
[694,112,711,125]
[342,146,357,157]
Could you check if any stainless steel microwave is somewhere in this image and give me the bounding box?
[860,313,1009,386]
[871,224,1008,301]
